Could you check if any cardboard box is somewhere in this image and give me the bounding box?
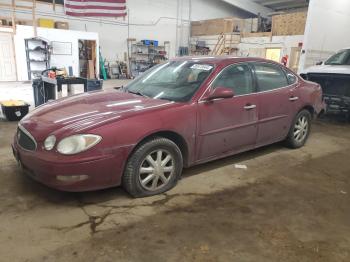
[38,18,54,28]
[55,21,69,30]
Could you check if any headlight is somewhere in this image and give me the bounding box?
[44,135,56,150]
[57,134,102,155]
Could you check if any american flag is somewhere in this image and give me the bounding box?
[64,0,127,17]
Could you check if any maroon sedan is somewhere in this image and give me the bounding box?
[12,57,324,197]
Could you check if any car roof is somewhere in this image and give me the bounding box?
[170,56,276,65]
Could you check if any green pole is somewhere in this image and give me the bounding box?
[99,47,107,80]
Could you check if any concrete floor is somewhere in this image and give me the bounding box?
[0,117,350,262]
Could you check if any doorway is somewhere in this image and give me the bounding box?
[0,33,17,81]
[265,48,282,63]
[78,40,96,79]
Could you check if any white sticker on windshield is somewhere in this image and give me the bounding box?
[190,64,213,71]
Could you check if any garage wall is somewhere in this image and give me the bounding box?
[14,25,99,81]
[299,0,350,72]
[238,35,304,59]
[0,0,253,62]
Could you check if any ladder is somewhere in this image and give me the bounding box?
[211,33,240,56]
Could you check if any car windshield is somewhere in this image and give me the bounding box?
[324,49,350,65]
[125,61,214,102]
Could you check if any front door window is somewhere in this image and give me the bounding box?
[212,64,254,96]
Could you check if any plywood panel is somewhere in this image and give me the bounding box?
[191,18,234,36]
[272,12,307,36]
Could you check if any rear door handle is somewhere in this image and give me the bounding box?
[289,96,299,101]
[244,104,256,110]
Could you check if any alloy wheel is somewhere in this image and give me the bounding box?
[138,149,174,191]
[293,115,309,143]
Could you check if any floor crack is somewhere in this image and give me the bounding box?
[45,192,209,234]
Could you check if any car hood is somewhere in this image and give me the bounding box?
[20,90,176,141]
[303,64,350,75]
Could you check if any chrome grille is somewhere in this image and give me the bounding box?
[17,125,37,151]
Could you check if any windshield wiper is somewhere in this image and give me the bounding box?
[128,90,148,98]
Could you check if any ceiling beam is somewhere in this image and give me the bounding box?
[221,0,273,17]
[273,1,309,10]
[261,0,296,6]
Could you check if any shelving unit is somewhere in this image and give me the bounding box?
[129,40,168,77]
[25,37,50,80]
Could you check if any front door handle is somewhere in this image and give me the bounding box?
[244,104,256,110]
[289,96,299,101]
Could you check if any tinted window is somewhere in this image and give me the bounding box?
[212,64,254,96]
[254,63,288,91]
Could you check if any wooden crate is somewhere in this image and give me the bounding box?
[272,11,307,36]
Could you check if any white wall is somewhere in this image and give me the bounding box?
[0,0,253,62]
[238,35,304,59]
[299,0,350,72]
[14,25,99,81]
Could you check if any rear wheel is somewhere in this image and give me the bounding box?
[122,137,183,197]
[285,109,312,148]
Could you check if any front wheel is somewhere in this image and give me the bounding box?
[122,137,183,197]
[285,109,312,149]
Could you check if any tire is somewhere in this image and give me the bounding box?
[285,109,312,149]
[122,137,183,197]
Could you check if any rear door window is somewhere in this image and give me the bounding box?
[253,63,289,92]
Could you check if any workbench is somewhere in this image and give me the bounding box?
[33,77,87,107]
[41,76,88,98]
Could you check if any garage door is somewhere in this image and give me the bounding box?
[0,33,17,81]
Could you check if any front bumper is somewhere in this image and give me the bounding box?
[12,140,125,192]
[324,94,350,114]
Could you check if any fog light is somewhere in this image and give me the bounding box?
[56,175,88,182]
[44,135,56,150]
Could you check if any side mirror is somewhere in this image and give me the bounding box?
[206,87,234,100]
[316,61,323,65]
